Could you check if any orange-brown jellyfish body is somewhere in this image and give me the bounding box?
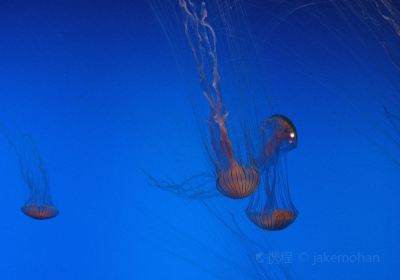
[216,162,260,199]
[179,0,260,199]
[248,209,296,231]
[247,115,298,231]
[21,204,59,220]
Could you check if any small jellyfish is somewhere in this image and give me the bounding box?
[179,0,260,198]
[21,204,59,220]
[248,209,296,231]
[6,133,59,220]
[247,115,298,231]
[257,114,297,172]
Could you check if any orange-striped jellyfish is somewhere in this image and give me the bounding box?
[179,0,260,199]
[22,204,58,220]
[9,134,59,220]
[257,115,297,172]
[208,96,260,199]
[247,115,298,230]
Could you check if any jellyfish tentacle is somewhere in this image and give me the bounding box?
[179,0,236,168]
[375,0,400,37]
[146,171,221,200]
[208,111,235,168]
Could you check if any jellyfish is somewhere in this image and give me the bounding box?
[178,0,260,199]
[6,132,59,220]
[257,115,297,172]
[247,115,298,231]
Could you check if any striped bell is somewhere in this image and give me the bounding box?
[216,163,260,199]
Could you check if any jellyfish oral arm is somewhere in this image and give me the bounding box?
[179,0,237,169]
[208,110,236,169]
[217,120,235,163]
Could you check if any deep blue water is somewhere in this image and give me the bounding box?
[0,1,399,279]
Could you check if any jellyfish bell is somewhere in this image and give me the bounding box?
[247,208,297,231]
[216,162,260,199]
[21,203,59,220]
[261,115,297,152]
[257,114,298,172]
[246,164,299,231]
